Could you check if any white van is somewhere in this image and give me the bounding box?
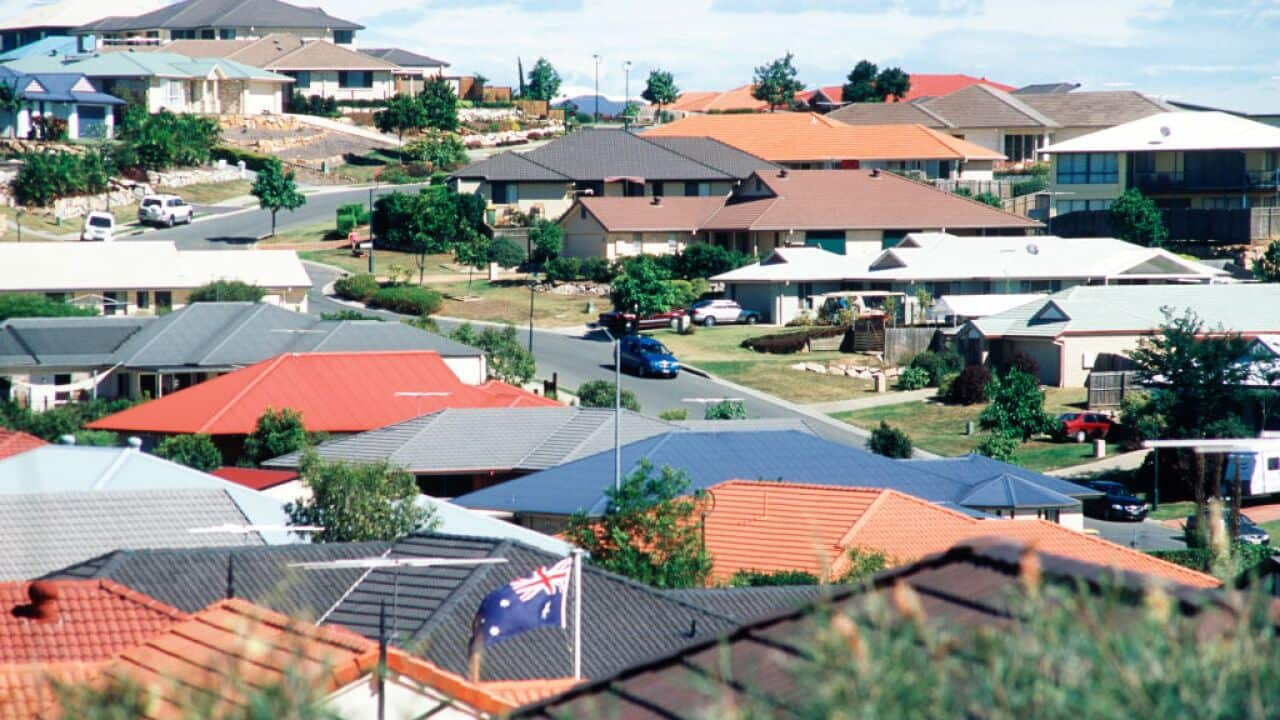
[1224,446,1280,496]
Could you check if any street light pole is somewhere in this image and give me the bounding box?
[592,54,600,124]
[623,60,632,129]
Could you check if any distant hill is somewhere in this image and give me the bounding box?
[554,94,631,117]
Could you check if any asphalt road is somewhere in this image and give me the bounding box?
[1084,517,1186,550]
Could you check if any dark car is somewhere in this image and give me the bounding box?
[1185,512,1271,545]
[597,309,685,334]
[1081,480,1149,521]
[618,335,679,378]
[1058,412,1114,443]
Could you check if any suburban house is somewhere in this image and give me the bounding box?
[73,0,364,48]
[0,242,310,315]
[802,74,1016,111]
[0,302,486,410]
[85,351,558,458]
[643,112,1005,178]
[3,49,293,114]
[453,431,1096,533]
[0,66,123,138]
[698,480,1215,586]
[713,231,1226,325]
[831,84,1172,167]
[1044,111,1280,243]
[0,0,163,52]
[451,128,775,222]
[136,33,399,101]
[362,47,450,95]
[959,283,1280,387]
[560,168,1037,263]
[669,75,1014,116]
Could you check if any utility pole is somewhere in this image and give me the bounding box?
[623,60,632,129]
[592,54,600,124]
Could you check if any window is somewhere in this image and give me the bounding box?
[171,29,195,39]
[338,71,372,88]
[1269,457,1280,472]
[652,182,664,197]
[490,181,517,204]
[1003,134,1045,163]
[103,291,124,316]
[219,29,236,39]
[156,291,172,311]
[165,79,183,107]
[1056,199,1113,214]
[1037,508,1061,523]
[667,233,678,250]
[334,30,354,44]
[199,29,215,39]
[632,233,643,251]
[287,71,311,89]
[1056,153,1118,184]
[136,291,150,310]
[623,180,644,197]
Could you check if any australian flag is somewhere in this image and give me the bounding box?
[471,558,572,648]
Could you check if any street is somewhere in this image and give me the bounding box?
[1084,517,1186,551]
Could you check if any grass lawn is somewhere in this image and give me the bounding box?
[0,205,137,239]
[171,179,252,205]
[433,279,608,327]
[833,387,1120,471]
[649,326,877,405]
[332,150,408,184]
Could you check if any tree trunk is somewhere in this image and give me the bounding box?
[418,253,426,285]
[467,266,474,294]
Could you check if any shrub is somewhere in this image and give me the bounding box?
[336,203,371,236]
[659,409,688,421]
[13,151,108,206]
[188,280,264,303]
[321,310,381,321]
[1006,351,1040,378]
[582,257,614,283]
[704,400,747,420]
[909,350,963,387]
[868,421,913,458]
[980,369,1054,441]
[334,273,380,303]
[669,279,699,309]
[29,115,68,141]
[578,380,640,411]
[154,433,222,472]
[785,311,815,327]
[116,107,220,170]
[741,326,844,355]
[402,131,469,170]
[945,365,993,406]
[212,145,275,173]
[0,294,95,321]
[529,219,563,263]
[544,256,582,283]
[376,164,414,184]
[1011,176,1047,196]
[976,432,1018,462]
[897,366,930,390]
[488,236,527,269]
[728,569,821,587]
[368,285,443,316]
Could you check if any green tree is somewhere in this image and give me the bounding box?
[752,52,804,112]
[449,322,536,385]
[525,57,562,101]
[529,218,564,263]
[320,309,382,321]
[154,433,222,472]
[0,80,23,138]
[374,93,428,146]
[674,243,747,279]
[0,293,95,321]
[728,569,821,586]
[563,460,711,588]
[242,408,308,465]
[704,400,747,420]
[487,236,527,269]
[251,159,306,237]
[1109,188,1168,248]
[979,369,1053,442]
[610,255,680,315]
[1253,240,1280,282]
[188,280,265,303]
[874,66,911,101]
[403,131,469,170]
[868,421,913,458]
[641,69,679,121]
[975,432,1017,462]
[454,231,491,294]
[842,60,881,103]
[577,379,640,411]
[418,76,459,131]
[286,451,435,543]
[974,191,1002,207]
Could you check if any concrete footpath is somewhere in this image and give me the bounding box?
[804,389,938,414]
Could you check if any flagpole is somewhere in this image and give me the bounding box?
[571,548,584,680]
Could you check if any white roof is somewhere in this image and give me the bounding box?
[0,241,312,292]
[712,245,878,283]
[1045,111,1280,154]
[0,0,164,30]
[930,293,1046,321]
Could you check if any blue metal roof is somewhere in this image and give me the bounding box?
[0,36,79,61]
[903,454,1100,501]
[0,66,122,104]
[957,472,1079,509]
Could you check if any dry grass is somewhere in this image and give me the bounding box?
[169,179,253,205]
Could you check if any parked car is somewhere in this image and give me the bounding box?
[1081,480,1149,521]
[689,299,761,327]
[138,194,194,227]
[598,309,685,334]
[1058,412,1114,443]
[618,335,679,378]
[80,211,115,242]
[1185,512,1271,546]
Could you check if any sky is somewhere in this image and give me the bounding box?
[8,0,1279,111]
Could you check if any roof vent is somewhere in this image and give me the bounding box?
[871,168,882,178]
[14,582,61,624]
[651,196,662,205]
[778,169,788,178]
[1160,126,1171,137]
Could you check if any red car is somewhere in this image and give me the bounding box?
[1058,412,1114,443]
[597,309,685,334]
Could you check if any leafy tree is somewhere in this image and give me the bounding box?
[1109,188,1168,248]
[154,433,222,472]
[945,365,993,405]
[1253,240,1280,282]
[189,280,265,303]
[14,150,109,206]
[320,309,382,321]
[752,52,804,112]
[610,255,680,315]
[403,131,469,170]
[728,569,821,586]
[116,107,220,170]
[529,218,563,263]
[418,76,459,131]
[0,293,95,322]
[974,191,1002,207]
[868,421,913,458]
[287,451,435,543]
[251,159,306,237]
[454,232,491,294]
[449,322,536,385]
[979,368,1053,442]
[0,80,21,138]
[242,408,308,465]
[0,396,136,441]
[373,186,470,284]
[842,60,881,103]
[704,400,747,420]
[874,66,911,101]
[641,69,679,121]
[975,432,1017,462]
[563,460,711,588]
[374,93,428,145]
[674,243,747,279]
[840,547,889,583]
[488,236,526,268]
[577,379,640,411]
[525,57,562,101]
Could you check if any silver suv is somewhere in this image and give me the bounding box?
[138,194,193,227]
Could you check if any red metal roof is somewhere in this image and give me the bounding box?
[86,352,558,435]
[0,430,47,461]
[210,467,298,491]
[898,73,1015,101]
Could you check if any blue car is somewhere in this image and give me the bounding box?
[619,335,680,378]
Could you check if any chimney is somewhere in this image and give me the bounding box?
[18,581,61,624]
[650,196,662,206]
[871,168,882,178]
[777,169,788,178]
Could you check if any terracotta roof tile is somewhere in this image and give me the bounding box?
[209,467,298,491]
[702,481,1219,588]
[86,351,558,435]
[0,580,187,664]
[898,73,1015,101]
[0,662,101,720]
[0,430,46,461]
[668,85,768,113]
[576,196,726,232]
[479,677,583,707]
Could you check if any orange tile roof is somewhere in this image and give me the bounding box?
[702,481,1219,588]
[668,85,769,113]
[87,351,558,436]
[209,467,299,491]
[0,580,187,665]
[0,662,101,720]
[644,113,1003,162]
[478,677,583,707]
[0,430,46,461]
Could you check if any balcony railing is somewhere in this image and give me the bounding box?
[1131,169,1280,192]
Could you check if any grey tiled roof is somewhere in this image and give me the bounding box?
[662,585,829,622]
[46,541,391,617]
[452,151,569,182]
[361,48,450,68]
[76,0,364,32]
[1019,91,1174,128]
[0,489,261,580]
[0,316,151,368]
[321,534,741,681]
[640,136,779,177]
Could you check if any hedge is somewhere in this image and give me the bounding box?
[213,146,276,173]
[1147,544,1274,578]
[741,326,845,354]
[368,285,443,316]
[334,273,379,303]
